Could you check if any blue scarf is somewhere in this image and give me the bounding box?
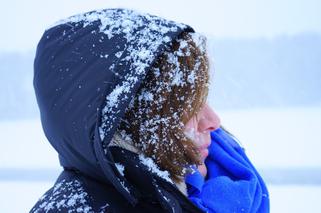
[185,128,270,213]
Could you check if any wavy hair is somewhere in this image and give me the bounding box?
[118,32,210,182]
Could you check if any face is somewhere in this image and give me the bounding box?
[184,103,221,176]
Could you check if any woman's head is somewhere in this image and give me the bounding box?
[118,32,217,182]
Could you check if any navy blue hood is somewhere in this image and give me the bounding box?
[34,8,194,205]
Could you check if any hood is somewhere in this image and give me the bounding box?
[34,8,194,205]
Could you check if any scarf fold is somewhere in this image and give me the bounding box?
[185,128,270,213]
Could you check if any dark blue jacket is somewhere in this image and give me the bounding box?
[31,8,204,213]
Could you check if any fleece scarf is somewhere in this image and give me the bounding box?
[185,128,270,213]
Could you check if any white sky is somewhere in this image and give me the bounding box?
[1,0,321,52]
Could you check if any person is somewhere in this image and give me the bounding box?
[31,8,269,213]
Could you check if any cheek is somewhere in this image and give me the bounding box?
[184,116,197,130]
[200,131,211,141]
[197,131,211,146]
[184,116,211,147]
[184,128,209,147]
[184,118,197,138]
[184,128,199,145]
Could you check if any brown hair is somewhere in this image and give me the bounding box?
[119,32,210,182]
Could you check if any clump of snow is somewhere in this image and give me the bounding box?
[184,127,197,141]
[191,32,207,54]
[115,163,125,176]
[171,70,184,86]
[115,51,123,58]
[117,178,131,193]
[31,179,96,212]
[138,89,154,102]
[139,154,173,184]
[187,71,196,84]
[100,54,108,58]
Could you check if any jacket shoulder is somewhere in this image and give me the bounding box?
[30,173,110,213]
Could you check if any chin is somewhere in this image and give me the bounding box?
[198,164,207,177]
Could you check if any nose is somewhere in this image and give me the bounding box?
[198,104,221,132]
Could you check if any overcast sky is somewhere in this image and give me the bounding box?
[1,0,321,52]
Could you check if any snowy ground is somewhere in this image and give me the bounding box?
[1,106,321,212]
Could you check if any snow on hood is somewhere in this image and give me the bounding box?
[34,8,194,205]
